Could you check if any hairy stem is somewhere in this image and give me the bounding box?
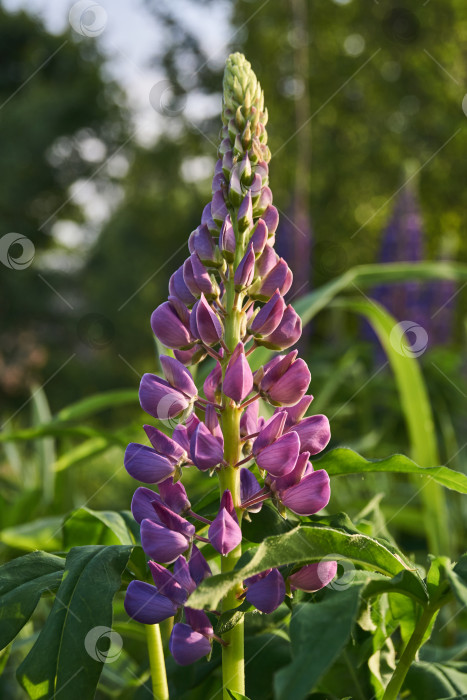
[382,605,437,700]
[146,623,169,700]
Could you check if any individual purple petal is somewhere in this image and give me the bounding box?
[148,561,187,606]
[150,301,193,349]
[173,345,206,366]
[194,294,224,346]
[184,608,214,637]
[262,204,279,234]
[259,305,301,350]
[288,560,338,592]
[237,190,253,231]
[259,258,293,299]
[208,507,242,555]
[254,185,273,215]
[189,544,212,585]
[269,451,311,493]
[158,477,191,514]
[169,266,196,306]
[124,443,175,484]
[212,189,228,225]
[173,556,196,595]
[250,290,285,337]
[240,400,259,437]
[219,216,236,262]
[219,489,238,522]
[277,395,314,429]
[256,430,300,477]
[160,355,197,398]
[245,568,285,614]
[141,519,190,563]
[190,422,224,470]
[244,569,271,588]
[203,360,223,402]
[131,486,162,523]
[169,623,212,666]
[201,202,218,234]
[205,404,223,441]
[124,580,177,624]
[223,343,253,403]
[171,424,191,454]
[280,469,331,516]
[152,501,195,538]
[190,252,215,296]
[189,225,217,266]
[255,244,278,277]
[252,411,286,456]
[139,374,191,421]
[240,468,263,513]
[293,415,331,455]
[234,244,255,290]
[143,425,186,463]
[260,351,297,391]
[265,359,311,406]
[250,218,268,255]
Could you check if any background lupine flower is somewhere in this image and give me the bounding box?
[123,53,333,668]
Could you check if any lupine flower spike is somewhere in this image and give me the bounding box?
[124,53,335,674]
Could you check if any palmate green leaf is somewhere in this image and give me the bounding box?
[274,585,364,700]
[0,551,65,650]
[17,545,133,700]
[63,508,135,549]
[315,448,467,494]
[188,523,421,610]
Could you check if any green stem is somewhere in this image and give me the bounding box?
[146,623,169,700]
[218,258,245,699]
[382,605,436,700]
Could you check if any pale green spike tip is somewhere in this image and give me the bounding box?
[223,53,262,112]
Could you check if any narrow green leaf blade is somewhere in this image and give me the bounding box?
[315,448,467,494]
[17,545,132,700]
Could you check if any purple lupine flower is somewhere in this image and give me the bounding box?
[190,421,224,471]
[169,623,212,666]
[150,300,193,349]
[288,560,338,592]
[258,304,302,350]
[123,54,334,668]
[124,443,175,484]
[245,568,285,613]
[209,490,242,555]
[191,294,224,346]
[249,289,286,337]
[223,342,254,403]
[279,469,331,516]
